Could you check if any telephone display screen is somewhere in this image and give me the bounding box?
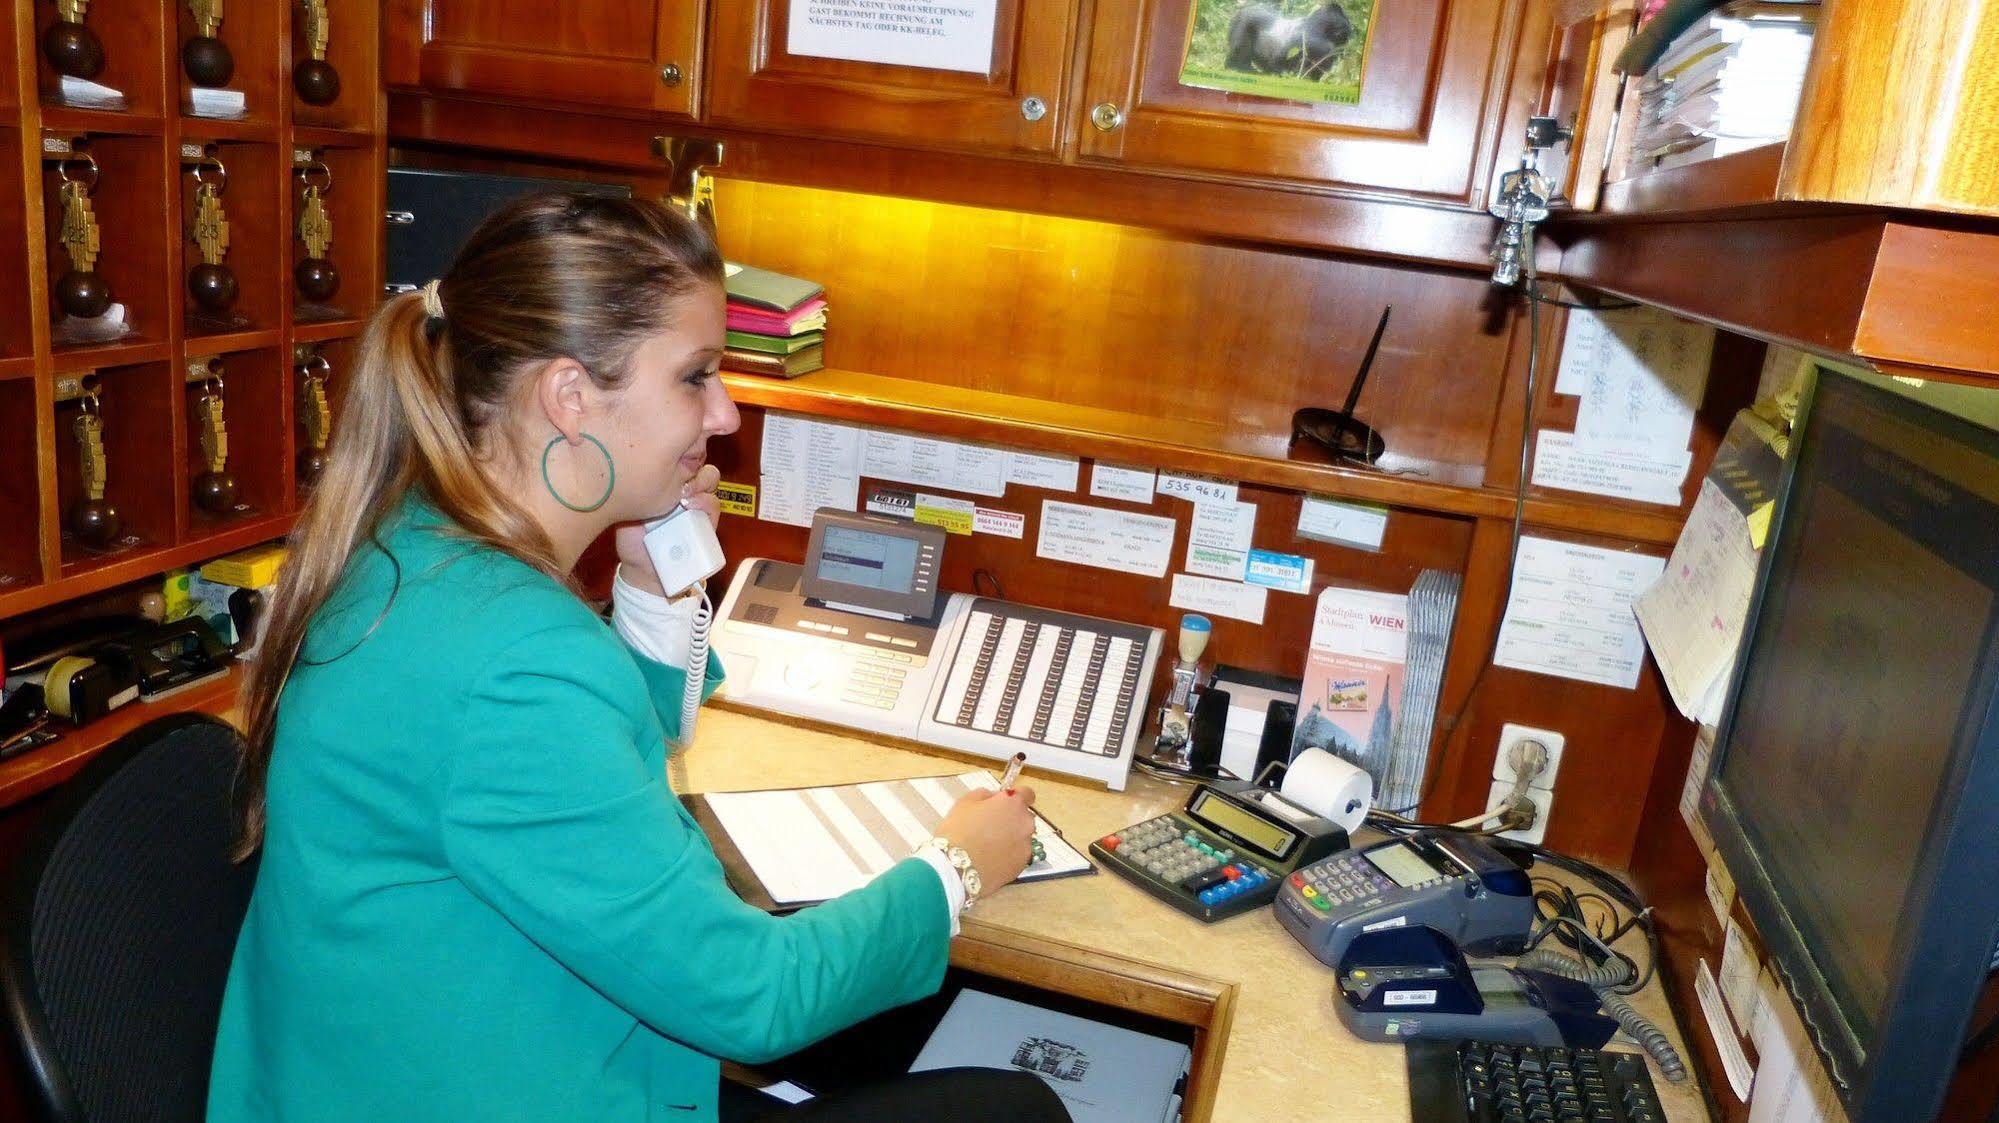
[1365,843,1440,888]
[1190,791,1293,858]
[815,527,919,594]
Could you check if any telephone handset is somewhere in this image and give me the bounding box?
[642,505,727,743]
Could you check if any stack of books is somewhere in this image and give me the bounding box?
[724,263,827,379]
[1628,1,1818,173]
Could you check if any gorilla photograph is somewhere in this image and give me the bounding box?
[1178,0,1375,105]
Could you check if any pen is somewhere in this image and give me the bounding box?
[999,752,1026,794]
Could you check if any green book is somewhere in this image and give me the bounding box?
[724,263,825,313]
[726,329,825,356]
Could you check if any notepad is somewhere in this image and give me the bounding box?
[696,771,1092,906]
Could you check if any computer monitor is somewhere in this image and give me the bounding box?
[1701,367,1999,1121]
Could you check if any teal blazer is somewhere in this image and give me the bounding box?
[207,497,950,1121]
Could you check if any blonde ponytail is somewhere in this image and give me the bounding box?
[234,193,723,857]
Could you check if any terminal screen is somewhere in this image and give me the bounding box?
[816,526,920,594]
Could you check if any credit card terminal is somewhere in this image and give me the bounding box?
[1091,778,1349,922]
[1276,831,1534,970]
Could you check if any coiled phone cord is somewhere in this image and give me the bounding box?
[1517,947,1688,1082]
[679,586,712,748]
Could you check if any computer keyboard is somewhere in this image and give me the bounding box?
[1407,1040,1665,1123]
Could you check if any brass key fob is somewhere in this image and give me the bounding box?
[68,387,121,549]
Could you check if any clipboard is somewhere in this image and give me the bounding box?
[681,771,1095,913]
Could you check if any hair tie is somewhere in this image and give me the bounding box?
[420,279,445,324]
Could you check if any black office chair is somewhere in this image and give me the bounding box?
[1,713,258,1123]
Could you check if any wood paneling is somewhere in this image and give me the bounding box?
[384,0,702,118]
[705,0,1078,155]
[1077,0,1529,203]
[388,92,1510,270]
[1598,144,1787,220]
[1782,0,1999,216]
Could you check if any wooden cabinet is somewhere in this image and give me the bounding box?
[384,0,703,119]
[703,0,1077,155]
[1075,0,1528,202]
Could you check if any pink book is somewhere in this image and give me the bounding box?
[727,297,827,336]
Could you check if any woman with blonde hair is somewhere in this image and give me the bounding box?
[206,193,1065,1121]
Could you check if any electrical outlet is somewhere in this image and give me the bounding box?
[1486,780,1554,844]
[1492,723,1565,792]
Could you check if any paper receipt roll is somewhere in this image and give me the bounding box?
[1281,748,1374,833]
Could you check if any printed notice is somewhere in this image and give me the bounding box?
[972,507,1024,538]
[715,481,757,518]
[1494,536,1665,689]
[1036,500,1175,578]
[1556,305,1714,454]
[1089,463,1156,504]
[1298,495,1388,550]
[1696,960,1754,1101]
[913,493,975,535]
[1533,430,1692,506]
[786,0,998,73]
[1170,573,1267,624]
[759,413,861,528]
[1185,500,1256,579]
[1005,450,1080,493]
[862,430,1006,498]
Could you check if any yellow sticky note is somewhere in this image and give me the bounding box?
[715,481,756,518]
[1746,501,1774,549]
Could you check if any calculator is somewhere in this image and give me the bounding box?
[1090,778,1350,922]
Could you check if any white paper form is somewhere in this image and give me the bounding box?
[1036,500,1176,577]
[1532,430,1693,506]
[861,430,1008,497]
[1696,959,1755,1101]
[786,0,999,73]
[1557,305,1715,453]
[1494,537,1665,689]
[1089,464,1156,504]
[1184,499,1256,579]
[1720,918,1763,1031]
[1635,479,1761,719]
[759,414,863,527]
[1747,971,1837,1123]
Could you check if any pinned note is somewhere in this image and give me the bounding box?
[1089,464,1156,504]
[1036,501,1175,578]
[1494,537,1664,689]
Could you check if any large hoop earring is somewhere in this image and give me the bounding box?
[541,433,615,513]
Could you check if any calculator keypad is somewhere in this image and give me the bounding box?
[1101,814,1274,911]
[1287,855,1394,913]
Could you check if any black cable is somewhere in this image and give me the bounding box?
[971,568,1004,600]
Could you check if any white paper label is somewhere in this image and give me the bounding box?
[1158,473,1238,507]
[1533,430,1692,506]
[1362,915,1408,933]
[1494,537,1665,689]
[1168,573,1267,624]
[1089,463,1156,504]
[1036,501,1176,578]
[1696,959,1755,1101]
[861,430,1007,497]
[1297,496,1388,550]
[1383,990,1438,1007]
[973,507,1024,538]
[1005,450,1080,492]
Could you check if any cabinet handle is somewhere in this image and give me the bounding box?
[1090,103,1124,132]
[1020,95,1047,122]
[659,62,683,87]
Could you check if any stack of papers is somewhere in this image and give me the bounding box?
[1382,569,1462,813]
[911,990,1190,1123]
[724,263,827,379]
[1629,1,1819,173]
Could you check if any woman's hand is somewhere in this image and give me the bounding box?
[615,464,723,597]
[934,784,1039,898]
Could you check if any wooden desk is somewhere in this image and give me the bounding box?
[680,708,1714,1123]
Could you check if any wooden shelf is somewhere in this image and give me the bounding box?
[290,124,378,151]
[47,335,172,370]
[0,663,243,810]
[725,369,1687,544]
[176,115,280,143]
[0,356,33,380]
[186,327,283,356]
[1596,145,1789,220]
[291,316,367,343]
[37,105,166,137]
[0,513,290,619]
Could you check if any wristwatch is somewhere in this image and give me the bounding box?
[924,837,982,911]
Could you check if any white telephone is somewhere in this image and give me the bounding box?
[641,506,727,742]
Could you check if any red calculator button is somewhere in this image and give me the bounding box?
[1222,866,1241,881]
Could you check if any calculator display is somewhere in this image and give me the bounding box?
[1365,842,1441,888]
[1190,790,1293,858]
